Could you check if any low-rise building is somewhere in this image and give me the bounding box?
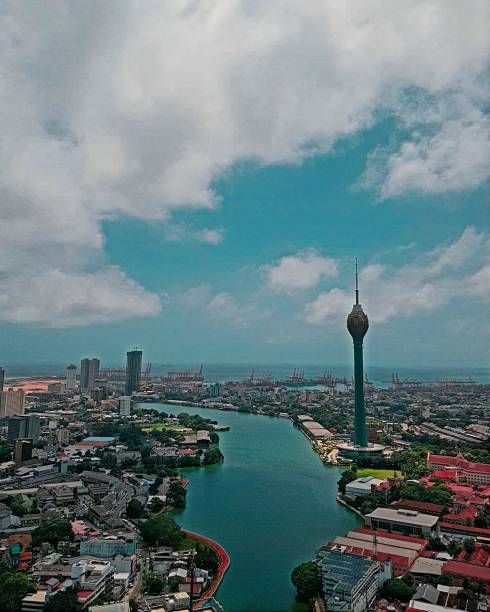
[318,549,385,612]
[364,508,438,538]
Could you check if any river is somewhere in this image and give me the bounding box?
[140,404,362,612]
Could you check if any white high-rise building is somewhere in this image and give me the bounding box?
[119,396,132,417]
[0,388,25,418]
[66,364,77,390]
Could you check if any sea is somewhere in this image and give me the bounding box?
[4,362,490,385]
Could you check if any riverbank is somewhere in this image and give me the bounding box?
[335,494,364,519]
[183,530,230,610]
[144,403,362,611]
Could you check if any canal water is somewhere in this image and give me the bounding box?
[141,404,361,612]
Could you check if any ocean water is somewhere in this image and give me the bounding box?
[6,362,490,385]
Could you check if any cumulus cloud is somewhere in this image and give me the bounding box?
[0,2,489,325]
[304,227,490,325]
[363,116,490,198]
[0,268,161,327]
[262,249,338,293]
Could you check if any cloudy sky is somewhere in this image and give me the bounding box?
[1,1,489,368]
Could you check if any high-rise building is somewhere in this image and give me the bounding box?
[119,396,132,417]
[14,439,33,464]
[346,261,369,447]
[0,388,25,418]
[80,358,100,393]
[7,415,40,445]
[65,364,77,390]
[0,366,4,394]
[125,350,142,395]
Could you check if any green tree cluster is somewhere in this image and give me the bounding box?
[142,571,164,595]
[0,562,34,612]
[291,561,322,604]
[32,519,72,549]
[141,513,183,548]
[195,541,220,575]
[43,587,80,612]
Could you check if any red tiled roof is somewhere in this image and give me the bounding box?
[439,522,490,536]
[432,469,457,480]
[396,499,445,514]
[352,527,427,546]
[428,452,490,475]
[443,560,490,582]
[442,505,479,523]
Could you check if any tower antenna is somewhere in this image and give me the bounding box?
[355,258,359,305]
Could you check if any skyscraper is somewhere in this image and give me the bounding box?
[0,366,4,394]
[347,260,369,448]
[66,364,77,390]
[0,388,25,418]
[80,358,100,393]
[126,349,142,395]
[7,415,40,445]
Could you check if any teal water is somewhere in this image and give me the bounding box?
[141,404,362,612]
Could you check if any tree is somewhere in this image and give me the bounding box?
[44,587,80,612]
[32,520,72,548]
[129,598,138,612]
[0,565,33,612]
[291,561,322,603]
[141,513,183,548]
[126,498,145,520]
[382,578,415,602]
[195,541,220,575]
[149,497,165,513]
[142,571,164,595]
[202,446,224,466]
[167,480,187,509]
[337,466,357,495]
[464,539,475,555]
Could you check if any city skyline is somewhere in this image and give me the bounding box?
[0,3,489,367]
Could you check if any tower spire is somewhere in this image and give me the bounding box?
[355,257,359,305]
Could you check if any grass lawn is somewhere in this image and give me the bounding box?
[356,468,399,479]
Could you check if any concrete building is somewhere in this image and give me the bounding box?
[15,439,33,464]
[79,538,136,558]
[119,396,131,417]
[345,476,386,499]
[65,364,77,390]
[427,452,490,486]
[319,549,383,612]
[7,415,40,445]
[57,428,70,445]
[125,350,142,395]
[364,507,438,537]
[0,388,25,417]
[0,366,4,393]
[80,358,100,394]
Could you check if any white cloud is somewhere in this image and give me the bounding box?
[365,116,490,198]
[262,249,338,293]
[0,268,161,327]
[198,228,224,245]
[0,2,489,325]
[304,227,490,325]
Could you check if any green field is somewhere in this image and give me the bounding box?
[356,468,399,479]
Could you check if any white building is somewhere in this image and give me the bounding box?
[0,388,25,417]
[66,364,77,390]
[119,396,131,417]
[345,476,386,499]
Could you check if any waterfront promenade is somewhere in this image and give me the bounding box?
[184,530,230,610]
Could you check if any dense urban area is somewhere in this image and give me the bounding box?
[0,352,488,612]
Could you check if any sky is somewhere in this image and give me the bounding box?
[0,1,489,368]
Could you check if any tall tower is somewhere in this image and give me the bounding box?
[126,349,142,395]
[347,260,369,447]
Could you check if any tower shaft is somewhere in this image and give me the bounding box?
[352,338,368,447]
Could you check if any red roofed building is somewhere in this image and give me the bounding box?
[441,505,479,526]
[432,469,458,480]
[427,452,490,485]
[395,499,445,516]
[442,559,490,585]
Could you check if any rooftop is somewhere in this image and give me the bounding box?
[365,507,438,527]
